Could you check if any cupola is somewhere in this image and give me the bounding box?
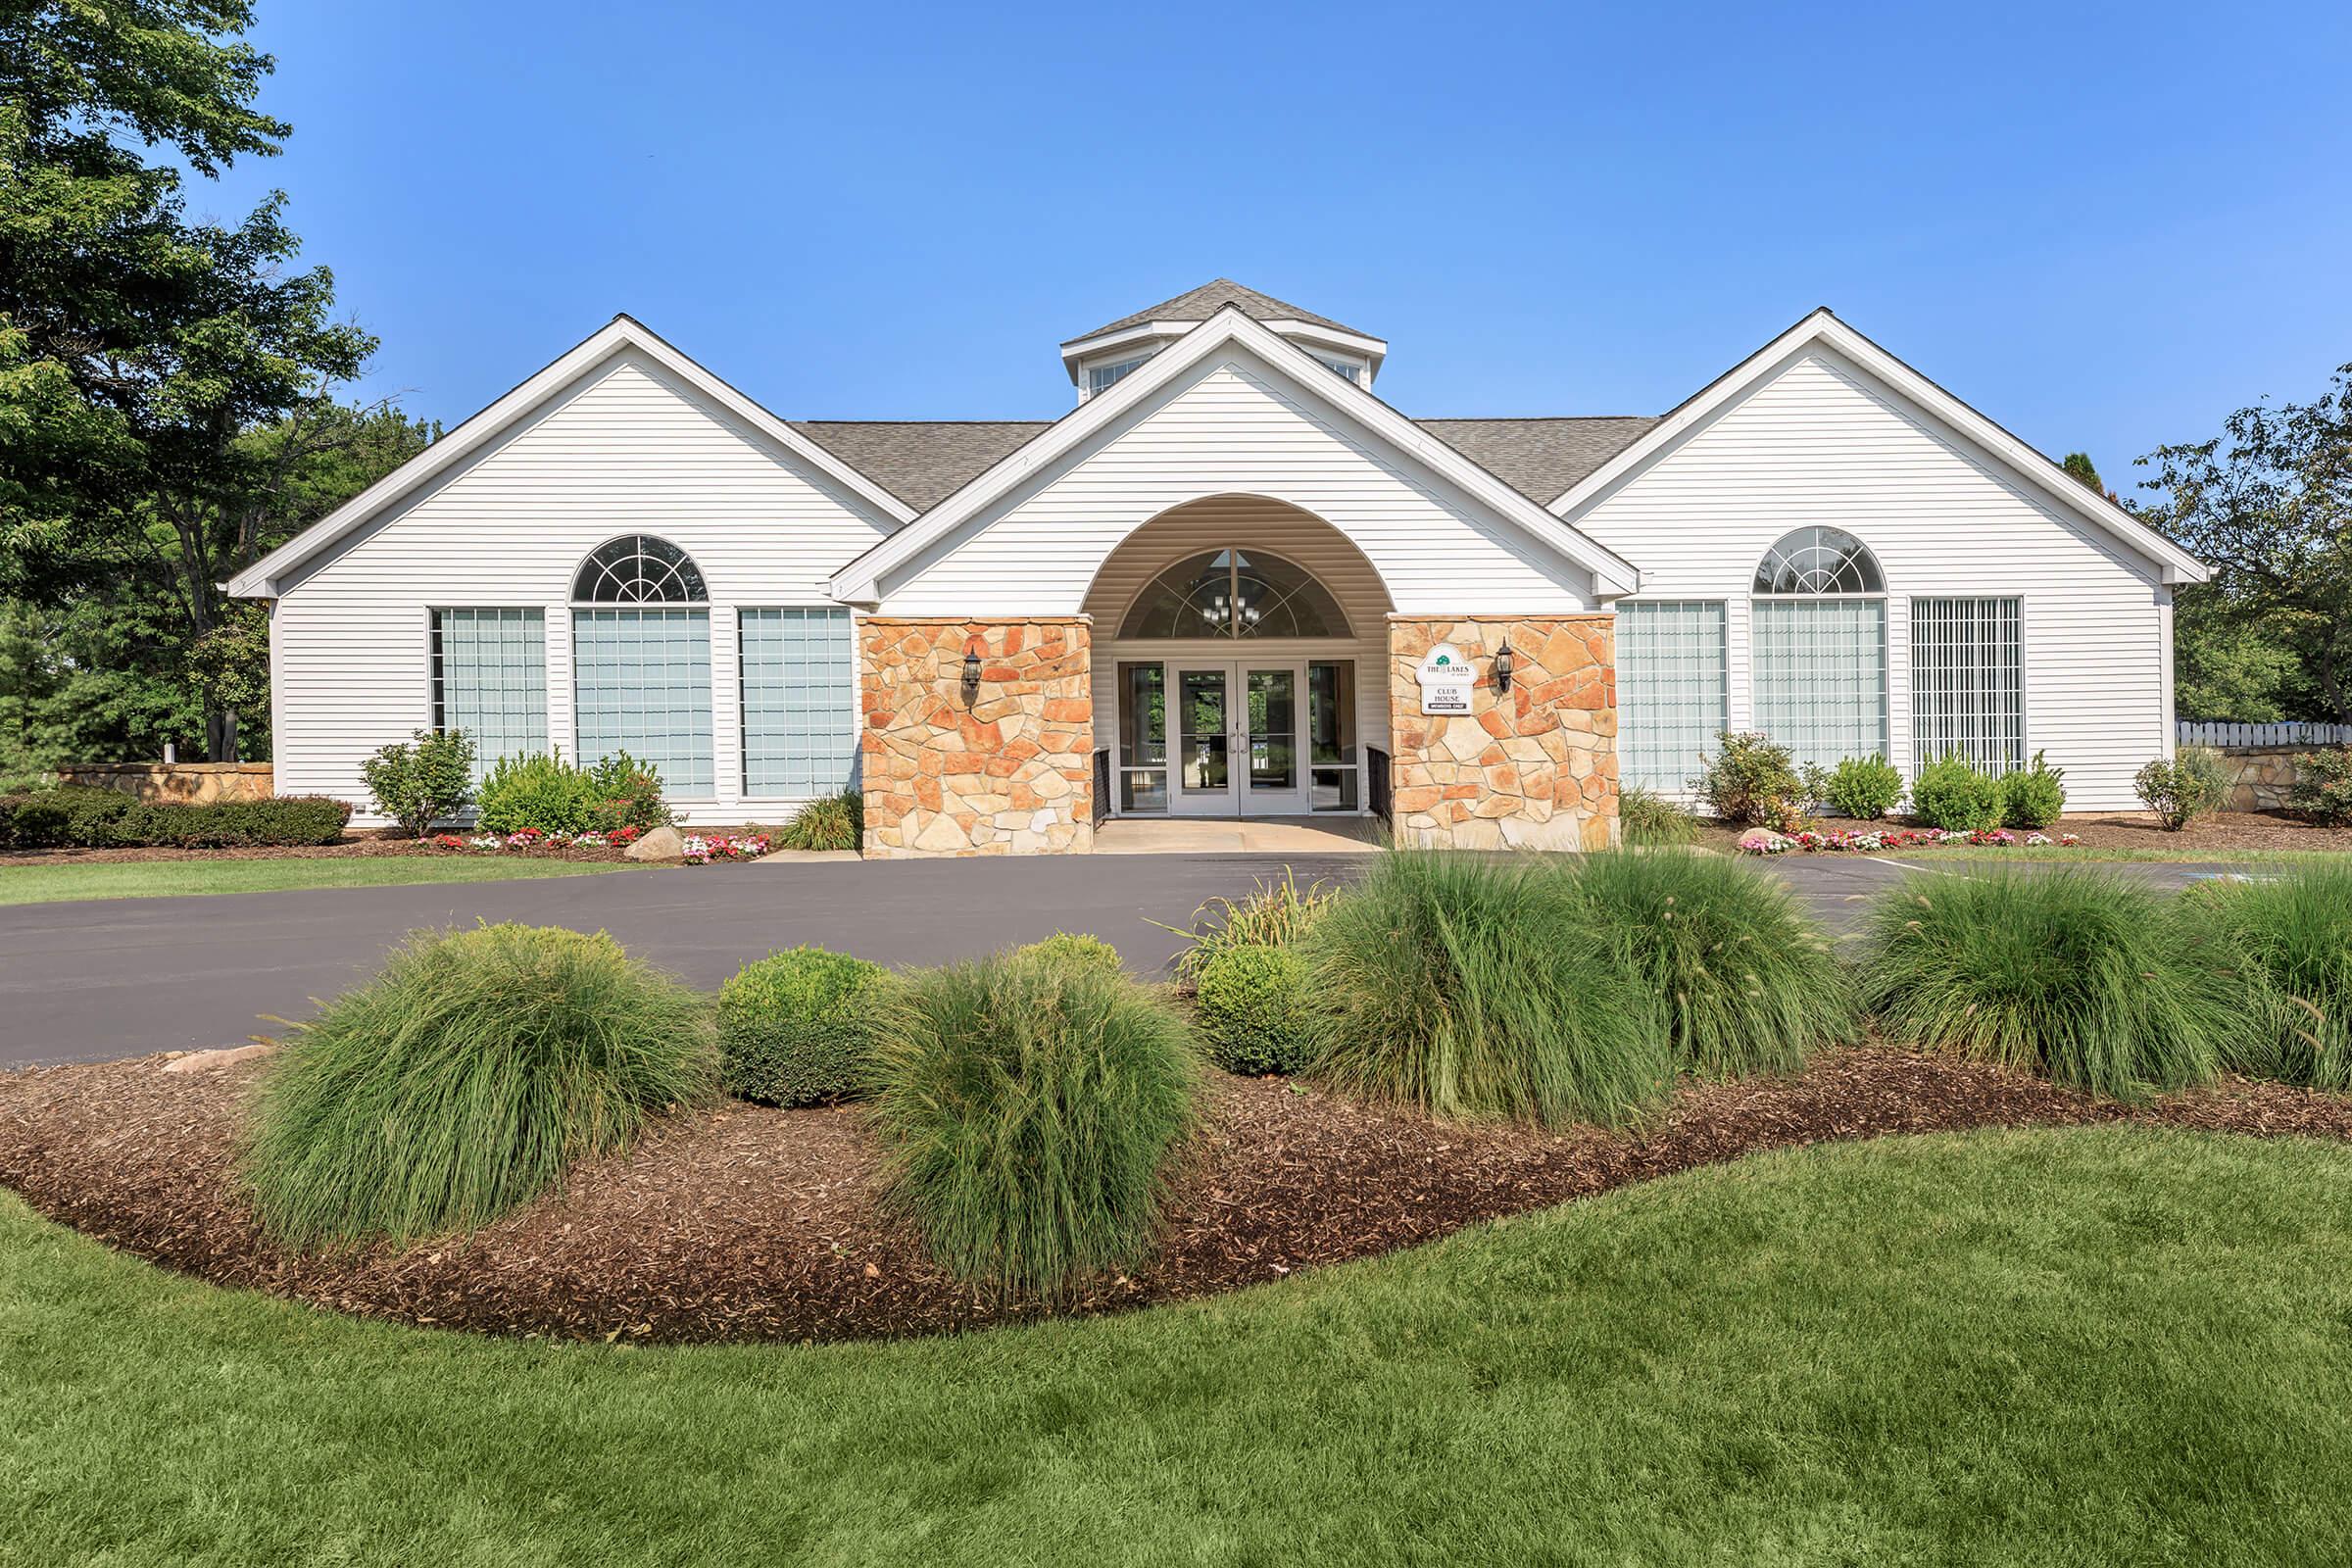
[1057,278,1388,402]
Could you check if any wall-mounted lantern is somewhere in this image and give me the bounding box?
[1494,640,1515,695]
[960,645,984,707]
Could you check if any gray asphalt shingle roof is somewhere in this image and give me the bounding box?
[1063,278,1374,346]
[791,414,1659,514]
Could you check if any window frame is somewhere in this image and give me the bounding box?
[1117,546,1352,641]
[1614,599,1729,794]
[1086,355,1152,397]
[569,604,717,801]
[570,534,710,605]
[736,605,859,802]
[1909,594,2029,775]
[1747,529,1892,771]
[426,607,549,782]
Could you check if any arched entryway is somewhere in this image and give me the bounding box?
[1080,495,1396,819]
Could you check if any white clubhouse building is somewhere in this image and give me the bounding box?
[227,280,2205,855]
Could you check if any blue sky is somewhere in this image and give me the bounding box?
[199,1,2352,495]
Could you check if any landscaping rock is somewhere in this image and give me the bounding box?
[623,825,685,861]
[163,1043,276,1074]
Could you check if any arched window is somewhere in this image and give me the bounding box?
[1120,549,1349,639]
[572,535,708,603]
[1748,527,1887,770]
[1752,527,1884,595]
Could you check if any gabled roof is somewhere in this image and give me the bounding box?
[830,305,1640,604]
[223,317,917,599]
[1063,278,1372,347]
[1547,308,2212,585]
[794,416,1657,514]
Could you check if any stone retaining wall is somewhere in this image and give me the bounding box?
[2210,744,2334,812]
[53,762,273,804]
[1386,614,1619,851]
[859,617,1095,858]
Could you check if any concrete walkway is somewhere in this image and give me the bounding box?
[0,850,2267,1070]
[1090,817,1384,855]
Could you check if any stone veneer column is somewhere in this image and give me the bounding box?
[859,617,1094,857]
[1387,614,1619,851]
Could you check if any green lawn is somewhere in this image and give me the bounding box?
[0,855,636,906]
[6,1126,2350,1565]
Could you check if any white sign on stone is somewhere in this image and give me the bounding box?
[1415,643,1476,716]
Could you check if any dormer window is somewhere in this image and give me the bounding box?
[1314,355,1364,384]
[1087,355,1152,397]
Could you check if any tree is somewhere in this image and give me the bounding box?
[1,1,388,759]
[2135,367,2352,723]
[2061,452,2104,493]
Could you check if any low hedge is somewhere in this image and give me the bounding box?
[0,788,350,850]
[718,946,892,1106]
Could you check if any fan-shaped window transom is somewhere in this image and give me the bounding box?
[572,535,709,604]
[1120,550,1350,639]
[1752,527,1884,595]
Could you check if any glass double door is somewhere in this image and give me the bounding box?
[1172,661,1307,816]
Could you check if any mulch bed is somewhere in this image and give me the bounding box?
[6,1047,2350,1346]
[1697,809,2352,856]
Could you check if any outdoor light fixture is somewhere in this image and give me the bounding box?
[960,646,983,706]
[1494,640,1515,694]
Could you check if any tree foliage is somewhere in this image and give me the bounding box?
[1,1,423,760]
[2137,368,2352,723]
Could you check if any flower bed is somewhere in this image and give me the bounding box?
[683,832,769,863]
[1737,825,2082,856]
[429,825,646,855]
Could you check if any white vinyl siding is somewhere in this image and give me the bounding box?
[874,349,1598,615]
[1752,599,1887,769]
[740,608,857,797]
[1912,596,2024,771]
[1567,346,2174,809]
[430,609,546,779]
[573,609,713,795]
[1616,601,1726,792]
[265,350,898,825]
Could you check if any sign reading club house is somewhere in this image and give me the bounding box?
[1416,645,1475,715]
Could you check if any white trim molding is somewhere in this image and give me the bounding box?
[1547,308,2211,587]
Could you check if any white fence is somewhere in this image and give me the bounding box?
[2177,720,2352,749]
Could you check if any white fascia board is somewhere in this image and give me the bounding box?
[1254,320,1390,363]
[832,306,1638,603]
[1547,309,2211,587]
[224,316,916,599]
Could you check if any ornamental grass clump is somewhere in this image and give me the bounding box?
[774,786,862,851]
[1301,852,1668,1129]
[866,951,1200,1299]
[241,923,715,1249]
[1166,867,1342,979]
[1855,869,2241,1099]
[2201,862,2352,1089]
[1562,851,1852,1078]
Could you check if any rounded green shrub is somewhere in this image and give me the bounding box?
[719,946,891,1105]
[1302,852,1669,1129]
[1825,756,1904,821]
[2288,747,2352,826]
[868,954,1199,1299]
[1016,932,1123,975]
[2203,863,2352,1089]
[1171,869,1340,980]
[1692,731,1804,826]
[1195,944,1315,1075]
[1911,754,2005,831]
[2000,751,2068,829]
[1562,851,1852,1077]
[775,786,863,851]
[584,751,672,833]
[477,751,599,835]
[241,923,716,1248]
[1854,869,2243,1099]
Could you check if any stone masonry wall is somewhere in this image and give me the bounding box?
[1387,614,1619,851]
[860,617,1094,857]
[2212,745,2328,813]
[54,762,275,804]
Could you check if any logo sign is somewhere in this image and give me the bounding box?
[1415,643,1475,716]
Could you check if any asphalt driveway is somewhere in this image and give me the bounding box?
[0,852,2264,1069]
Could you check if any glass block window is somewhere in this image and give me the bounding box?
[1616,602,1726,792]
[1752,599,1887,769]
[430,609,547,780]
[1912,597,2024,772]
[572,609,713,795]
[739,609,857,797]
